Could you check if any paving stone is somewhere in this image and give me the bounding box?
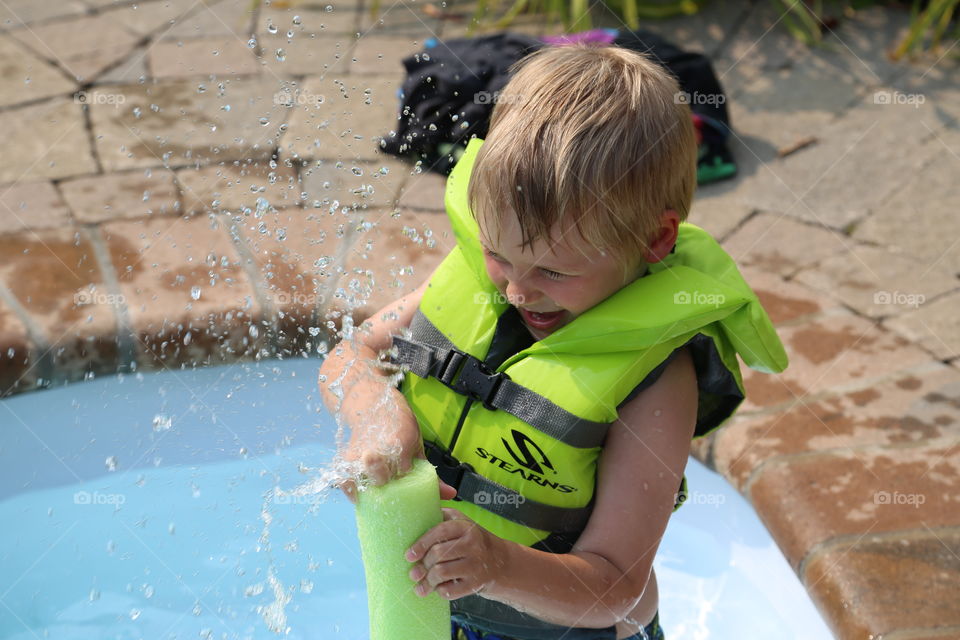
[105,0,199,36]
[739,308,933,412]
[737,265,827,326]
[357,1,444,38]
[885,627,960,640]
[742,91,946,230]
[255,30,352,77]
[794,244,958,320]
[9,13,140,83]
[853,129,960,277]
[101,214,266,367]
[229,205,347,352]
[0,297,33,396]
[0,181,73,231]
[177,160,300,215]
[0,99,96,182]
[340,34,425,75]
[884,291,960,362]
[812,5,912,87]
[397,168,446,211]
[298,155,408,210]
[332,206,450,321]
[96,45,149,84]
[748,437,960,573]
[715,1,809,85]
[60,169,180,223]
[803,528,960,639]
[593,0,748,58]
[0,34,76,107]
[162,0,257,40]
[89,78,285,171]
[258,3,360,38]
[722,212,853,278]
[279,74,402,162]
[0,1,88,29]
[716,362,960,491]
[0,228,120,379]
[149,36,261,79]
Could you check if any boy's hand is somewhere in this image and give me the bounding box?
[405,508,506,600]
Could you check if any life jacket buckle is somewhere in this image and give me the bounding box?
[424,440,473,495]
[443,349,507,411]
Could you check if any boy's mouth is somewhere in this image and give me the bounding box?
[518,308,566,331]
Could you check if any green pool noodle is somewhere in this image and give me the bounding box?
[355,458,450,639]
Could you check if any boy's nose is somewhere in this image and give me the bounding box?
[505,278,539,307]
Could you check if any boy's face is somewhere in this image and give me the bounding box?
[478,213,645,341]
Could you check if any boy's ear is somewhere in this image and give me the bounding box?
[643,210,681,264]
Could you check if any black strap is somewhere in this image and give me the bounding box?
[425,441,593,534]
[393,312,611,449]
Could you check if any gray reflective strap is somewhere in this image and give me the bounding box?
[488,380,608,449]
[395,312,611,449]
[457,467,593,534]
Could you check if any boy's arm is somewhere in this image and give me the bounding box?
[318,262,439,498]
[408,347,698,628]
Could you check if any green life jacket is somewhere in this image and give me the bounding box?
[391,137,787,638]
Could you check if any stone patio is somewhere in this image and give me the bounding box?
[0,0,957,637]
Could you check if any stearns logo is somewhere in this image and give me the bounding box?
[502,429,555,475]
[474,430,576,493]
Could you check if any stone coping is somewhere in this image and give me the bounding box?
[0,1,958,638]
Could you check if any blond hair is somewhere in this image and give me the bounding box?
[467,44,697,265]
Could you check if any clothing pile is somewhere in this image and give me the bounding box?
[379,28,736,185]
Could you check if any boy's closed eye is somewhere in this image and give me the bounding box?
[481,247,570,282]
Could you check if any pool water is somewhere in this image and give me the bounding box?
[0,359,833,639]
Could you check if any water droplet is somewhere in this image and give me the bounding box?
[193,602,203,616]
[105,456,118,471]
[260,116,270,126]
[197,83,206,93]
[150,103,160,112]
[308,327,321,337]
[221,104,231,112]
[249,325,260,339]
[247,36,257,49]
[89,588,100,602]
[351,166,363,176]
[132,106,142,118]
[129,608,141,621]
[267,22,278,34]
[191,286,201,300]
[292,15,302,25]
[428,123,437,131]
[168,522,176,535]
[325,4,333,11]
[152,414,172,432]
[275,49,286,62]
[286,30,294,38]
[143,584,155,599]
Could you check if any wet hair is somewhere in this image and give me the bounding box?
[467,43,697,266]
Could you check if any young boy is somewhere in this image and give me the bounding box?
[320,44,787,640]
